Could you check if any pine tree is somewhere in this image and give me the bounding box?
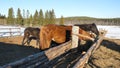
[59,16,64,25]
[44,9,56,25]
[33,10,39,26]
[50,9,56,24]
[29,14,33,26]
[45,10,49,25]
[22,9,25,25]
[39,9,44,25]
[26,10,30,26]
[17,8,23,26]
[7,7,14,25]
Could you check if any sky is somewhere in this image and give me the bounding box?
[0,0,120,18]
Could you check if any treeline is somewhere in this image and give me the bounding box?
[57,16,120,26]
[6,7,56,26]
[0,14,6,19]
[0,8,120,26]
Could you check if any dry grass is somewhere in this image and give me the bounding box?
[86,38,120,68]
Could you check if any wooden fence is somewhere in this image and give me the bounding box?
[0,28,22,37]
[2,26,107,68]
[73,30,107,68]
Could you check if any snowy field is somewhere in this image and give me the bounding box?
[0,25,120,39]
[97,25,120,39]
[0,25,25,37]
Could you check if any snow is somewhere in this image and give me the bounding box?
[97,25,120,39]
[0,25,25,37]
[0,25,120,39]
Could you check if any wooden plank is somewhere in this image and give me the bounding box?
[73,31,107,68]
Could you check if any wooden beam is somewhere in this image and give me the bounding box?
[45,40,72,60]
[72,33,94,41]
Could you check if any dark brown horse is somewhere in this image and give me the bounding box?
[74,23,99,36]
[22,27,40,46]
[39,24,94,50]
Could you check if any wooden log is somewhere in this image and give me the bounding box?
[71,26,79,48]
[73,31,107,68]
[45,40,72,60]
[72,33,94,41]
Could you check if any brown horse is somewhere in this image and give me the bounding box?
[39,24,94,50]
[22,27,40,46]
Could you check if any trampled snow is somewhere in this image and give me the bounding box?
[0,25,120,39]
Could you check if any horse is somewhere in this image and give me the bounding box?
[74,23,99,37]
[22,27,40,47]
[39,24,95,50]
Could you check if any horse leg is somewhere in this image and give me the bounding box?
[36,39,39,46]
[27,37,32,46]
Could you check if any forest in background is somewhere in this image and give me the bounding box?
[57,16,120,25]
[0,8,120,26]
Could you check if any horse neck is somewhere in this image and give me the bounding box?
[79,28,91,37]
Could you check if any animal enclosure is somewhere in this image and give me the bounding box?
[2,26,107,68]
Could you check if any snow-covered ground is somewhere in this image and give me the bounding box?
[0,25,120,39]
[0,25,25,37]
[97,25,120,39]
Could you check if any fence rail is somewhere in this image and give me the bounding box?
[0,28,22,37]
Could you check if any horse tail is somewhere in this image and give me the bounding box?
[40,26,51,50]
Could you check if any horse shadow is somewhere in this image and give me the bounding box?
[0,42,41,66]
[100,40,120,53]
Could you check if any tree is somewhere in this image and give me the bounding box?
[26,10,30,26]
[59,16,64,25]
[22,9,25,25]
[39,9,44,25]
[33,10,39,26]
[7,7,14,25]
[16,8,23,25]
[44,9,56,25]
[49,9,56,24]
[29,14,33,26]
[44,10,49,25]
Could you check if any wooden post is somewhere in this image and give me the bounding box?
[71,26,79,48]
[9,28,12,37]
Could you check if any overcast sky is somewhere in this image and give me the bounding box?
[0,0,120,18]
